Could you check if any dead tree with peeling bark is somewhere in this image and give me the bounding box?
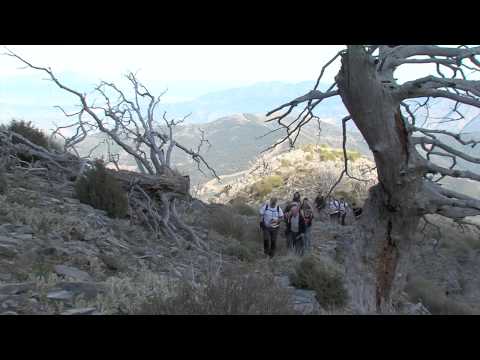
[4,48,219,251]
[267,45,480,312]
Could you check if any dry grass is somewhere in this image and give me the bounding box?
[136,263,298,315]
[290,255,348,310]
[405,275,476,315]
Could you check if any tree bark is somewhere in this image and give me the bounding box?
[336,45,422,312]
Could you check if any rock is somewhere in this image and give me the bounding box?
[0,235,20,246]
[100,254,127,272]
[54,281,105,301]
[0,282,35,296]
[13,225,34,234]
[1,298,18,309]
[61,307,97,315]
[0,244,18,258]
[54,265,93,282]
[0,311,18,315]
[47,290,74,301]
[293,289,321,315]
[12,233,33,241]
[0,224,16,234]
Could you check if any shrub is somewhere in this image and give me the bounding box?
[74,160,128,218]
[208,205,246,240]
[208,204,259,243]
[231,201,257,216]
[346,150,361,162]
[250,180,273,198]
[224,240,259,262]
[0,168,7,195]
[265,175,283,188]
[8,119,50,149]
[405,275,474,315]
[290,256,348,309]
[280,158,291,167]
[136,265,297,315]
[305,154,313,161]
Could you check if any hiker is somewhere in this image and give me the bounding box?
[328,196,341,224]
[300,198,314,253]
[314,193,326,212]
[285,204,306,256]
[352,202,362,219]
[339,198,348,226]
[284,191,302,215]
[259,197,283,258]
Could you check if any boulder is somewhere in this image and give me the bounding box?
[47,290,74,301]
[0,244,18,258]
[54,265,93,282]
[0,282,36,296]
[61,307,97,315]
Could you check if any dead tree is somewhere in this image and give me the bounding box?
[4,48,219,251]
[267,45,480,312]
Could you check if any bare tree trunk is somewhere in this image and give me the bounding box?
[336,45,421,311]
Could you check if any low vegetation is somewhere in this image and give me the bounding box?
[4,119,63,154]
[249,175,283,199]
[290,256,348,309]
[0,168,7,195]
[74,160,128,218]
[207,204,262,262]
[136,264,297,315]
[405,275,475,315]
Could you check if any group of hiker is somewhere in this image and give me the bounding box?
[260,191,362,258]
[259,191,314,259]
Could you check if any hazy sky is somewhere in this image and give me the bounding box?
[1,45,478,130]
[0,45,346,83]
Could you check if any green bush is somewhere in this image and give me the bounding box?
[8,119,50,149]
[290,256,348,309]
[405,275,474,315]
[280,159,291,167]
[305,154,314,161]
[74,160,128,218]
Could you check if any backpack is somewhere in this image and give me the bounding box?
[303,207,313,226]
[260,203,280,229]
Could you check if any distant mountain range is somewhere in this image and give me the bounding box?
[159,81,347,124]
[77,113,371,186]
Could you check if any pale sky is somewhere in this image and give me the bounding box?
[1,45,478,130]
[1,45,346,83]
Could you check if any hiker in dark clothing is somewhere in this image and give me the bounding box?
[285,204,306,256]
[352,202,362,219]
[259,197,284,258]
[284,191,302,216]
[300,198,314,253]
[339,198,348,226]
[314,193,326,211]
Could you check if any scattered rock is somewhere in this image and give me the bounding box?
[12,233,33,241]
[0,224,16,234]
[0,311,18,315]
[54,281,105,300]
[0,282,35,296]
[54,265,93,282]
[0,244,18,258]
[47,290,74,301]
[0,235,20,246]
[61,307,97,315]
